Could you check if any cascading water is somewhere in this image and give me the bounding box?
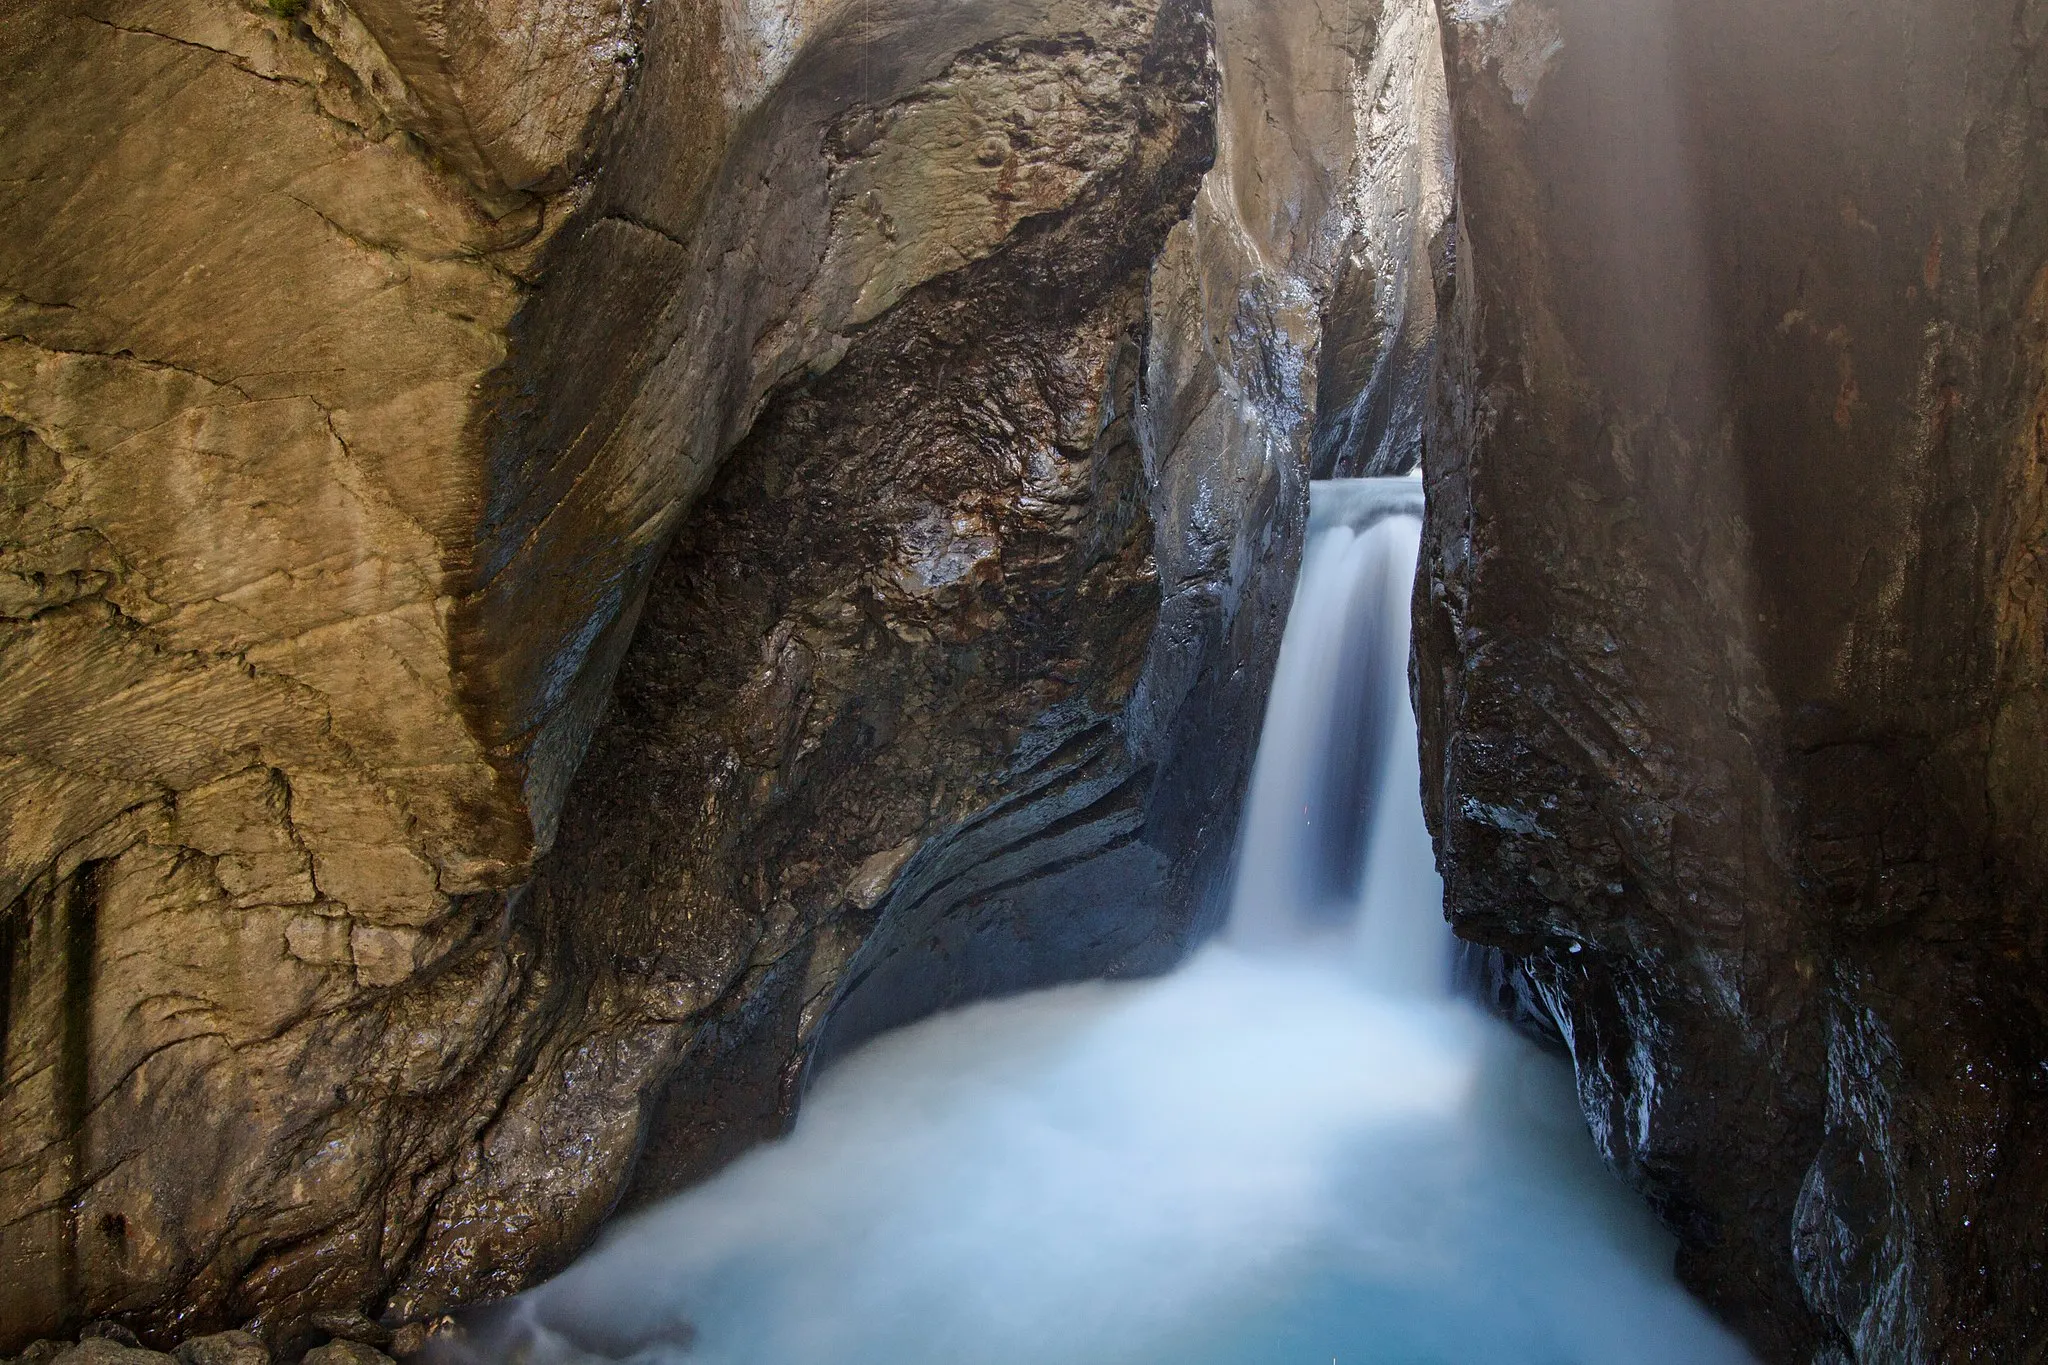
[1227,479,1445,993]
[463,479,1755,1365]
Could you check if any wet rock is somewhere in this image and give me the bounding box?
[380,1326,427,1362]
[1,0,1443,1346]
[0,0,1231,1341]
[384,0,1457,1320]
[301,1317,387,1351]
[1419,0,2048,1358]
[387,0,1240,1312]
[70,1333,137,1352]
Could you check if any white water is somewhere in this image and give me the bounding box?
[475,479,1756,1365]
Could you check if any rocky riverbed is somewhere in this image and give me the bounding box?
[6,1326,424,1365]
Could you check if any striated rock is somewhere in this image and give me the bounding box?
[1418,0,2048,1359]
[0,0,1454,1342]
[0,0,618,1338]
[388,0,1237,1313]
[381,0,1456,1324]
[0,0,1206,1334]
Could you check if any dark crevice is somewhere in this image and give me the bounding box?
[58,860,102,1328]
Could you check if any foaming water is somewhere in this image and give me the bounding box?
[475,479,1755,1365]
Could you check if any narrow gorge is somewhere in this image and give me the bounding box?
[1,0,2043,1361]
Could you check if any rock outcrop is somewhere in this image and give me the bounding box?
[2,0,1445,1346]
[1417,0,2048,1359]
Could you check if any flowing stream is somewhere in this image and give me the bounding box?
[476,478,1756,1365]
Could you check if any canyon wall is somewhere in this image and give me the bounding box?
[23,0,2046,1357]
[0,0,629,1339]
[1417,0,2048,1360]
[1,0,1444,1346]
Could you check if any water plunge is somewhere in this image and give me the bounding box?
[470,479,1755,1365]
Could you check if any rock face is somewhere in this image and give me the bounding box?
[1,0,1444,1346]
[1417,0,2048,1359]
[1,0,622,1339]
[388,0,1244,1313]
[53,0,2048,1355]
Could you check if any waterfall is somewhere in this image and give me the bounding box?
[1228,477,1444,996]
[451,480,1757,1365]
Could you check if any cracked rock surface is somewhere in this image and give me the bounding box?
[1,0,606,1339]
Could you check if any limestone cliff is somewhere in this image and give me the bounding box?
[1417,0,2048,1359]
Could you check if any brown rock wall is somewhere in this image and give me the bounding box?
[0,0,1276,1342]
[0,0,1223,1340]
[391,0,1238,1315]
[0,0,593,1335]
